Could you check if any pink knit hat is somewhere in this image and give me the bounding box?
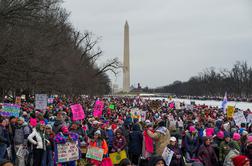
[61,126,69,134]
[29,118,37,127]
[217,131,224,139]
[233,133,241,141]
[247,135,252,145]
[206,128,214,137]
[189,126,196,133]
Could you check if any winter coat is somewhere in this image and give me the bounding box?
[198,144,219,166]
[129,124,143,155]
[167,144,185,166]
[245,144,252,166]
[52,120,66,134]
[54,132,79,144]
[28,128,46,150]
[219,141,230,162]
[147,126,170,156]
[105,128,114,148]
[0,126,10,146]
[185,132,199,155]
[112,135,127,152]
[89,139,108,155]
[223,149,239,166]
[13,125,26,145]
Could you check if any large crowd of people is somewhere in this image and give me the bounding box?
[0,96,251,166]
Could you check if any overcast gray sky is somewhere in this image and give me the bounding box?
[63,0,252,88]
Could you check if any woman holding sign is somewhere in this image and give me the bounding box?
[87,130,109,166]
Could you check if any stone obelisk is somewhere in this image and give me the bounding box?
[123,21,130,93]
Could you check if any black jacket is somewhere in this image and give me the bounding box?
[128,124,143,155]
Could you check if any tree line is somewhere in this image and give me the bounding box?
[154,61,252,97]
[0,0,120,99]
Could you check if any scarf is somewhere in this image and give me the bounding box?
[144,130,154,153]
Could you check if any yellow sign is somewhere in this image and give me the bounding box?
[227,106,235,118]
[109,150,127,165]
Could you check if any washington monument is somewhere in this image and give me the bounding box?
[123,21,130,92]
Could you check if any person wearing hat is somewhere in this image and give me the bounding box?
[52,111,67,134]
[0,117,10,160]
[88,130,108,165]
[219,132,231,164]
[54,126,79,166]
[28,123,47,166]
[223,141,241,166]
[87,120,101,139]
[148,155,167,166]
[185,126,199,162]
[13,117,27,166]
[147,120,170,156]
[143,120,154,159]
[128,124,143,165]
[70,121,86,144]
[42,124,55,166]
[244,136,252,166]
[165,137,185,166]
[111,129,127,153]
[198,136,218,166]
[232,155,250,166]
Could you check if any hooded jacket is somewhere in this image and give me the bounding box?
[147,126,170,156]
[129,124,143,155]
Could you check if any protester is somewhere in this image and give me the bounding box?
[244,135,252,166]
[166,137,185,166]
[148,155,167,166]
[111,129,127,153]
[219,132,231,164]
[119,158,132,166]
[223,141,240,166]
[13,117,27,166]
[185,126,199,162]
[142,120,154,159]
[42,124,54,166]
[88,130,108,165]
[28,123,46,166]
[198,136,219,166]
[0,117,10,160]
[147,121,170,156]
[128,124,143,165]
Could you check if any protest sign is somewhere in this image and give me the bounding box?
[93,100,104,117]
[186,104,194,110]
[0,103,20,117]
[109,150,127,164]
[48,98,54,104]
[223,122,230,132]
[55,141,80,163]
[233,111,246,127]
[162,147,174,166]
[15,96,21,105]
[246,114,252,124]
[109,104,115,110]
[227,106,235,118]
[86,146,104,161]
[140,111,146,121]
[169,102,175,109]
[35,94,48,110]
[71,104,85,121]
[175,101,181,110]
